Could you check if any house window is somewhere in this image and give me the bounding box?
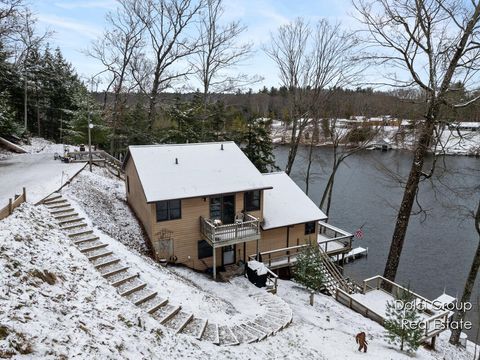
[305,221,316,235]
[198,240,213,259]
[156,199,181,222]
[126,176,130,193]
[244,190,261,211]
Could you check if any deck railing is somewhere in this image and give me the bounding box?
[338,275,451,341]
[200,213,260,246]
[317,221,353,254]
[249,244,308,268]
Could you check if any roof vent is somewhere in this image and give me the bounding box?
[175,157,178,164]
[220,144,224,150]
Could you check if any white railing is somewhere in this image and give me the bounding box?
[317,221,353,253]
[250,244,308,268]
[200,213,260,246]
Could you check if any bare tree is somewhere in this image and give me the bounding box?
[265,18,310,175]
[354,0,480,282]
[191,0,255,106]
[15,9,50,132]
[450,199,480,345]
[0,0,22,39]
[133,0,204,129]
[88,0,145,154]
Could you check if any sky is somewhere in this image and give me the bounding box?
[30,0,356,91]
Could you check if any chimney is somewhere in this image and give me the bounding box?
[220,144,224,150]
[175,158,178,164]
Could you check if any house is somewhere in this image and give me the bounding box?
[123,142,353,279]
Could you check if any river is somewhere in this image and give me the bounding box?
[273,145,480,338]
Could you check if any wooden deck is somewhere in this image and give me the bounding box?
[335,275,451,342]
[200,213,261,247]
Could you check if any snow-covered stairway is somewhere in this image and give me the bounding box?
[318,247,358,296]
[41,193,294,346]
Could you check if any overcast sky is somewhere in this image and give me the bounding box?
[31,0,355,91]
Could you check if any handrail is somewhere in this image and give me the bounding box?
[200,214,260,245]
[0,187,27,220]
[318,221,353,238]
[318,246,351,293]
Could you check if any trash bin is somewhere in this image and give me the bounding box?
[247,260,268,288]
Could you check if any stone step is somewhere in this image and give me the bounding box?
[62,222,88,231]
[247,321,272,337]
[159,305,182,325]
[50,207,74,215]
[73,235,100,245]
[111,273,139,287]
[133,291,158,306]
[87,250,114,261]
[55,212,79,220]
[68,229,93,238]
[58,217,84,225]
[180,317,206,338]
[240,323,267,341]
[218,325,239,346]
[101,264,129,277]
[45,199,68,206]
[47,203,71,209]
[231,324,258,344]
[202,323,220,344]
[94,257,120,269]
[43,194,62,203]
[162,311,193,333]
[253,317,282,335]
[119,282,147,297]
[80,243,108,253]
[176,314,195,334]
[144,298,169,314]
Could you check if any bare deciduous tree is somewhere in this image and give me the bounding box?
[88,0,145,154]
[354,0,480,282]
[133,0,204,129]
[191,0,255,106]
[265,18,310,175]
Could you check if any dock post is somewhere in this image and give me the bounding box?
[213,247,217,280]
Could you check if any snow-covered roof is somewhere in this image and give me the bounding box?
[261,172,327,230]
[125,142,272,203]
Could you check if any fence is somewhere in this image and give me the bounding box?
[0,187,27,220]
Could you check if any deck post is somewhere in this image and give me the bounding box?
[213,246,217,280]
[430,335,436,349]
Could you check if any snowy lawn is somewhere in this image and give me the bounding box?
[2,166,475,359]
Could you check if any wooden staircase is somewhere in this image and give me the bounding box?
[42,193,294,346]
[318,247,359,296]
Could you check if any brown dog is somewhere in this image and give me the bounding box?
[355,332,368,353]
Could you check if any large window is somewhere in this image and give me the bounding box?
[156,199,181,222]
[198,240,213,259]
[305,221,316,235]
[244,190,261,211]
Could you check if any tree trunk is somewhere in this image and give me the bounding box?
[449,201,480,345]
[147,63,162,130]
[305,136,315,195]
[383,120,436,281]
[285,120,299,175]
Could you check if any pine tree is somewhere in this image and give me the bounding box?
[293,244,324,291]
[0,91,21,137]
[384,287,423,352]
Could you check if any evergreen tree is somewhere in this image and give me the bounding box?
[293,244,324,291]
[236,116,277,173]
[384,287,423,352]
[0,91,21,137]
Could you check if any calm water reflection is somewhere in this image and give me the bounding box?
[274,145,480,337]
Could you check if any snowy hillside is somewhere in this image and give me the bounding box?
[0,167,477,359]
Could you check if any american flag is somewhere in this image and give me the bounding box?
[354,228,364,239]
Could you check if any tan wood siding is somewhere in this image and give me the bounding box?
[125,159,153,240]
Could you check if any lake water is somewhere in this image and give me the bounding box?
[273,145,480,338]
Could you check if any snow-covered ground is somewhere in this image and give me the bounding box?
[1,202,476,359]
[271,121,480,156]
[0,149,84,206]
[6,167,466,359]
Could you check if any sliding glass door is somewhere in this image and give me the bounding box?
[210,194,235,224]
